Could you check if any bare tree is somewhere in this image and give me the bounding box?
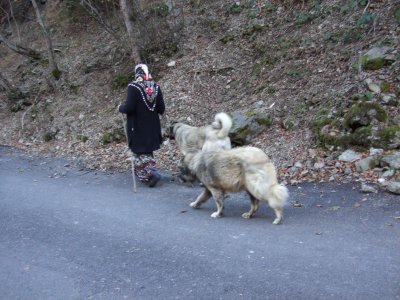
[120,0,141,63]
[0,31,42,59]
[79,0,121,42]
[30,0,60,79]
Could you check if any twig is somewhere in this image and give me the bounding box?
[119,109,136,193]
[362,1,370,15]
[20,97,38,131]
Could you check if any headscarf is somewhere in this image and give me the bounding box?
[134,64,151,81]
[131,64,159,110]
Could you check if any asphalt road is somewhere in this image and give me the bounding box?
[1,145,399,300]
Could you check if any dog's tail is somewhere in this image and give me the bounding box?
[245,166,288,208]
[211,112,232,139]
[267,184,289,209]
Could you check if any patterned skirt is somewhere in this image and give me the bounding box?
[133,153,156,182]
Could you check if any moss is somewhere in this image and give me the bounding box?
[282,119,294,130]
[43,132,56,142]
[244,111,257,118]
[351,126,372,147]
[395,6,400,23]
[255,115,273,127]
[220,34,235,44]
[10,102,24,113]
[380,82,391,93]
[229,124,250,146]
[361,56,386,71]
[150,3,169,17]
[374,126,400,148]
[101,132,112,144]
[229,3,242,14]
[205,18,223,32]
[101,128,124,145]
[80,135,89,143]
[112,73,134,89]
[52,68,61,80]
[343,102,388,129]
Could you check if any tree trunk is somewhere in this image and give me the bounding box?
[0,32,42,59]
[30,0,60,80]
[120,0,141,63]
[80,0,121,42]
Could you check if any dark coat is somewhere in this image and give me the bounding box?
[119,81,165,154]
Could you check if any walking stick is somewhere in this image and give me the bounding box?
[120,112,137,193]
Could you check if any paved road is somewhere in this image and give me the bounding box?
[0,146,399,300]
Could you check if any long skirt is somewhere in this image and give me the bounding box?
[133,153,156,182]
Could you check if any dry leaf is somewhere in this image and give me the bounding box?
[354,202,361,208]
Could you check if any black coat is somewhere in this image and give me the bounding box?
[119,81,165,154]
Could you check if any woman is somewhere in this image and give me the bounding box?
[119,64,165,187]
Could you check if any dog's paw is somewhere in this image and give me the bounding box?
[190,202,199,208]
[241,212,252,219]
[272,218,282,225]
[211,212,222,218]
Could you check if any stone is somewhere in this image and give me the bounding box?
[387,181,400,195]
[381,152,400,169]
[229,111,273,146]
[368,83,381,94]
[314,162,325,169]
[369,148,384,156]
[355,157,376,172]
[382,169,395,177]
[361,46,394,71]
[361,183,378,193]
[338,150,362,162]
[167,60,176,67]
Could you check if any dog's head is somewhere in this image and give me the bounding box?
[168,121,180,140]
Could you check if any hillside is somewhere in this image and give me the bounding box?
[0,0,399,186]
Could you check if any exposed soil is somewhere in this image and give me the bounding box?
[0,0,399,187]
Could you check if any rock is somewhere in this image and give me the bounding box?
[229,111,273,146]
[344,167,352,175]
[381,94,396,105]
[355,157,377,172]
[361,46,394,71]
[338,150,362,162]
[361,183,378,193]
[167,60,176,67]
[343,102,388,130]
[365,79,381,94]
[387,181,400,194]
[314,162,325,169]
[381,152,400,169]
[369,148,384,156]
[382,169,395,177]
[294,161,303,168]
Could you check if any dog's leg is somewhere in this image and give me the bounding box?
[190,188,211,208]
[242,193,259,219]
[209,189,224,218]
[272,207,283,225]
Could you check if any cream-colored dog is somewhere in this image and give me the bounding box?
[171,112,232,156]
[183,146,288,224]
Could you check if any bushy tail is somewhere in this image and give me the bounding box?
[245,167,289,209]
[211,112,232,139]
[268,184,289,209]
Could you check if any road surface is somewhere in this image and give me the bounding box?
[1,146,399,299]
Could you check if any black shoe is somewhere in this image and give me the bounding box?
[148,172,161,188]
